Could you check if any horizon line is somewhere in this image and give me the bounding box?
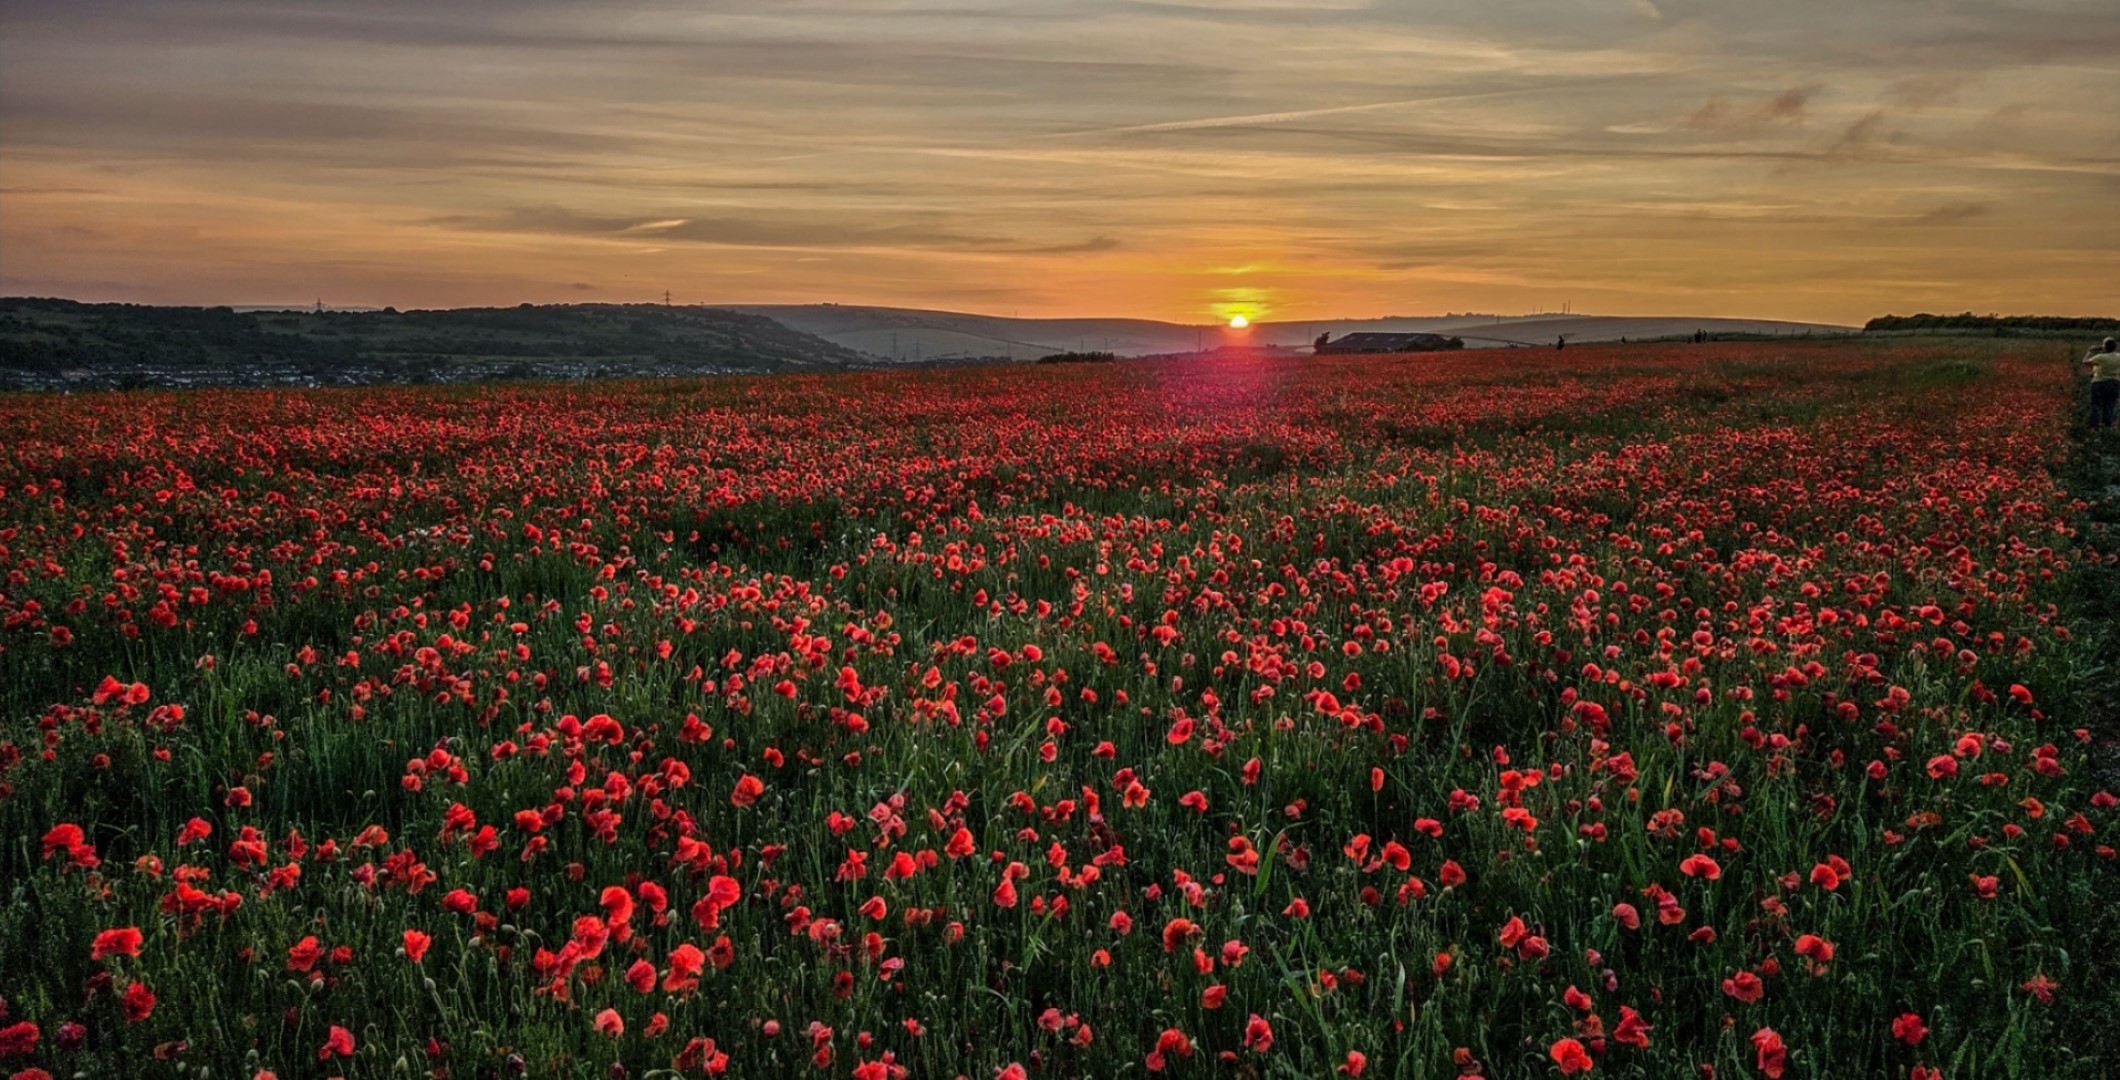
[1,293,1886,329]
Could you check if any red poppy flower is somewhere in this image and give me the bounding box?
[1161,918,1195,952]
[1613,1005,1651,1048]
[91,675,126,705]
[665,943,706,992]
[1793,934,1836,974]
[1145,1028,1194,1072]
[601,886,636,926]
[1379,841,1410,871]
[1749,1028,1786,1078]
[692,875,742,929]
[625,959,656,993]
[1891,1013,1928,1046]
[40,824,95,867]
[1243,1014,1274,1052]
[319,1025,355,1060]
[1550,1036,1594,1074]
[0,1022,39,1057]
[121,981,156,1022]
[2021,974,2057,1004]
[287,936,323,973]
[1498,915,1528,949]
[92,927,143,960]
[1722,970,1764,1003]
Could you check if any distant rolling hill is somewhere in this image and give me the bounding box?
[721,304,1207,361]
[1415,314,1858,349]
[0,299,868,390]
[0,297,1865,391]
[724,304,1856,361]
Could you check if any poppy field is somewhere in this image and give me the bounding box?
[1,340,2115,1080]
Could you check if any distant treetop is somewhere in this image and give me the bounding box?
[1865,312,2120,333]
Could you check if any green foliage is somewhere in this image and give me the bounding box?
[1865,312,2120,335]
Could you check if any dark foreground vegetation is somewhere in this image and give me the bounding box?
[1,340,2115,1079]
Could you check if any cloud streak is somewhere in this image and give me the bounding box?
[1686,85,1824,135]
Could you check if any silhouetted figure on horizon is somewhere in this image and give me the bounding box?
[1555,336,1566,351]
[2084,337,2120,430]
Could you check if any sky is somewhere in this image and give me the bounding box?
[2,0,2116,325]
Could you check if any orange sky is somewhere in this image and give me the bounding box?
[3,1,2116,324]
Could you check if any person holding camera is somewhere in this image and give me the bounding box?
[2085,336,2120,430]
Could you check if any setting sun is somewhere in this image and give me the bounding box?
[1228,314,1249,329]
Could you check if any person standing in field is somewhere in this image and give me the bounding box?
[2085,337,2120,430]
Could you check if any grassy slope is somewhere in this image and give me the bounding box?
[0,299,870,385]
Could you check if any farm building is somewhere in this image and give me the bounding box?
[1312,332,1462,355]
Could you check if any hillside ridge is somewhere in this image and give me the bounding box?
[0,298,869,390]
[722,303,1856,361]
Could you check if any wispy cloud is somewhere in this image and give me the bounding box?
[1906,201,1996,225]
[1886,74,1974,110]
[1685,85,1824,135]
[1053,94,1521,138]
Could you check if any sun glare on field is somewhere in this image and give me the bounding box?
[1228,314,1249,329]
